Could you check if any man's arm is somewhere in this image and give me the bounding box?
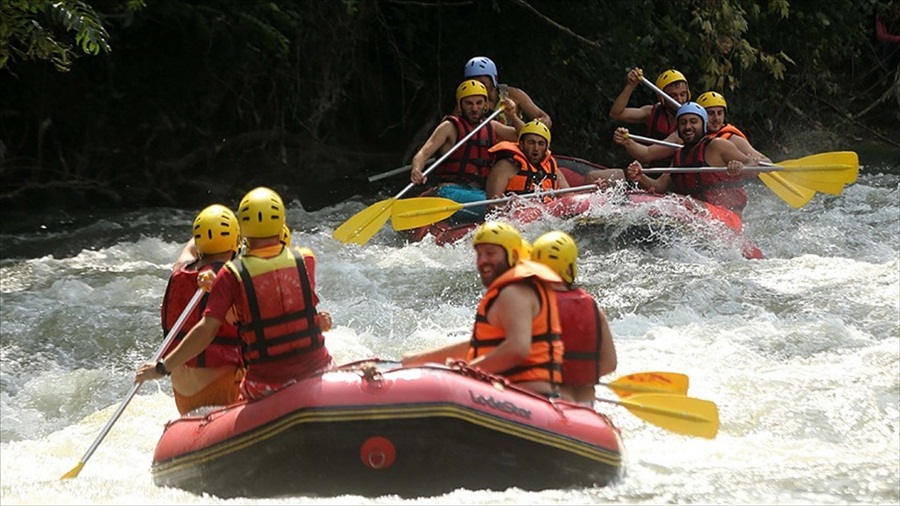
[485,158,519,200]
[493,98,523,142]
[610,69,652,123]
[614,127,678,163]
[617,129,681,163]
[411,120,455,185]
[507,86,552,127]
[467,283,536,373]
[643,137,680,162]
[729,136,771,163]
[135,316,221,382]
[706,138,751,177]
[164,317,221,370]
[584,168,626,188]
[401,340,470,367]
[555,163,570,189]
[625,160,672,193]
[172,239,198,273]
[596,306,617,377]
[612,103,653,124]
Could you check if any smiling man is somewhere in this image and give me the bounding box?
[612,91,772,169]
[400,221,564,398]
[624,102,760,216]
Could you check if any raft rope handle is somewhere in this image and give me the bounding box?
[446,359,510,387]
[359,361,385,387]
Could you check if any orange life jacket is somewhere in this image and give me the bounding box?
[711,124,747,140]
[488,141,559,200]
[161,261,241,368]
[671,136,748,213]
[556,287,602,386]
[469,260,564,385]
[435,115,497,187]
[226,246,325,366]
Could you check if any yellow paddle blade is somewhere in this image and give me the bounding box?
[602,394,720,439]
[778,172,845,195]
[759,172,817,209]
[332,198,396,245]
[602,371,690,398]
[390,197,464,231]
[60,461,85,479]
[777,163,857,184]
[776,151,859,183]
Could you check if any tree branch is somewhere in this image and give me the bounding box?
[384,0,473,7]
[852,66,900,122]
[508,0,602,49]
[797,83,900,149]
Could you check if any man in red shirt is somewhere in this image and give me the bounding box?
[136,187,334,401]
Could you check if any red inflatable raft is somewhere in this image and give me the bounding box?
[151,359,624,498]
[402,155,763,259]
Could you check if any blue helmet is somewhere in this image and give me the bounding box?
[676,101,708,134]
[463,56,498,88]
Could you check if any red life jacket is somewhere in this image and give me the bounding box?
[435,115,497,187]
[711,124,747,140]
[643,103,676,166]
[556,287,602,386]
[226,246,325,367]
[469,260,564,386]
[487,141,559,200]
[645,103,677,139]
[671,136,748,213]
[161,261,241,368]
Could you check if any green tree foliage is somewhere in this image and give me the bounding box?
[0,0,896,212]
[0,0,137,72]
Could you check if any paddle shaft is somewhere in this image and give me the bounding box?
[393,107,504,200]
[627,133,682,150]
[626,140,857,208]
[404,183,599,216]
[642,166,775,174]
[62,287,205,479]
[601,397,710,422]
[629,132,777,161]
[628,132,806,175]
[367,159,434,182]
[332,107,507,244]
[639,74,681,110]
[595,394,719,438]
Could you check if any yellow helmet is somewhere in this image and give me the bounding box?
[472,221,525,266]
[238,187,285,238]
[192,204,240,255]
[531,231,578,284]
[655,69,690,99]
[521,239,532,261]
[280,224,292,246]
[697,91,727,111]
[518,120,551,147]
[456,79,488,104]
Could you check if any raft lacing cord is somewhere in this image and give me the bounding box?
[446,359,510,387]
[444,360,567,416]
